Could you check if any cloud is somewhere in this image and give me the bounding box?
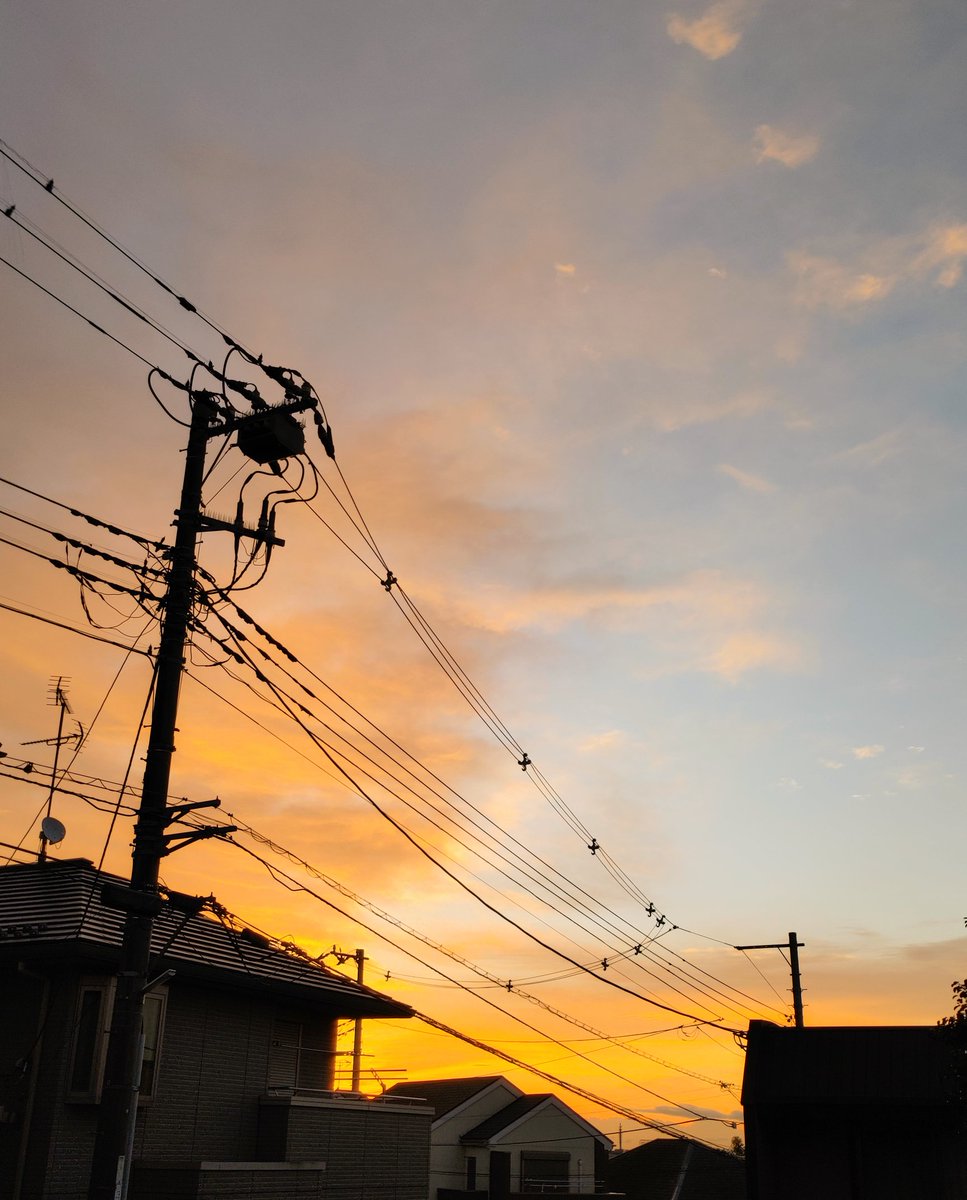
[788,222,967,310]
[655,390,774,432]
[717,463,776,493]
[912,224,967,288]
[852,744,884,760]
[821,759,844,770]
[753,124,820,168]
[834,429,903,468]
[788,252,895,309]
[425,568,803,684]
[579,729,627,754]
[554,262,577,277]
[706,631,803,682]
[666,1,750,59]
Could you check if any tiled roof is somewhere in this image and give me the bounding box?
[382,1076,509,1119]
[0,858,411,1018]
[741,1019,960,1107]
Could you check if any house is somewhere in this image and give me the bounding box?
[0,857,433,1200]
[605,1136,746,1199]
[383,1074,613,1197]
[741,1018,967,1199]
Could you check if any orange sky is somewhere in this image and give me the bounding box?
[3,0,967,1153]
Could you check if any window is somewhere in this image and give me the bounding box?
[268,1017,334,1092]
[139,991,166,1096]
[67,978,167,1102]
[520,1150,569,1194]
[68,983,110,1098]
[466,1156,477,1190]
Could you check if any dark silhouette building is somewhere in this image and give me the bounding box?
[741,1019,967,1199]
[0,857,430,1200]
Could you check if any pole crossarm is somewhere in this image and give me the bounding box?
[734,932,805,1030]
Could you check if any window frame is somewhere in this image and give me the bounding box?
[65,976,168,1104]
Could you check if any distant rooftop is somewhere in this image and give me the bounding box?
[382,1076,512,1120]
[0,857,411,1018]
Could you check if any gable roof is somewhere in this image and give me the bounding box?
[461,1093,550,1141]
[0,858,411,1018]
[462,1093,611,1147]
[741,1019,960,1107]
[607,1138,746,1200]
[382,1076,515,1121]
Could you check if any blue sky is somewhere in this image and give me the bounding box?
[1,0,966,1145]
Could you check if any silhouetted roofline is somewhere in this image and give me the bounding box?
[0,857,412,1018]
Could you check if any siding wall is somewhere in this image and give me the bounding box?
[2,965,427,1200]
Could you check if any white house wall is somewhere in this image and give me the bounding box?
[428,1080,521,1197]
[489,1106,601,1194]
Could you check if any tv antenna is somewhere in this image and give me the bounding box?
[26,676,82,861]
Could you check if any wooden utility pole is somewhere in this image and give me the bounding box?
[735,931,805,1029]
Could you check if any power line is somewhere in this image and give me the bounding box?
[187,593,783,1023]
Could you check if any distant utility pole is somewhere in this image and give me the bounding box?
[735,931,805,1029]
[88,390,316,1200]
[326,946,366,1090]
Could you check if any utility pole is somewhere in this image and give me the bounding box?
[325,946,366,1090]
[88,391,315,1200]
[735,931,805,1029]
[88,394,217,1200]
[351,948,365,1092]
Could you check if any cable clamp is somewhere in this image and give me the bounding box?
[381,571,397,592]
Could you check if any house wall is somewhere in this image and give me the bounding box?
[2,965,424,1200]
[133,979,283,1162]
[428,1087,605,1197]
[746,1106,967,1200]
[429,1081,521,1196]
[488,1107,600,1194]
[482,1108,597,1195]
[7,967,105,1200]
[256,1094,432,1197]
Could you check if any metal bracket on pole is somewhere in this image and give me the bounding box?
[162,825,238,854]
[164,797,222,824]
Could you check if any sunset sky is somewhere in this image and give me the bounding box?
[2,0,967,1150]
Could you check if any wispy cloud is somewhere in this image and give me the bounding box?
[655,390,774,432]
[666,1,752,59]
[788,252,895,309]
[834,429,903,468]
[579,729,627,754]
[753,124,820,168]
[718,463,776,493]
[707,632,804,682]
[912,224,967,288]
[853,744,885,760]
[788,222,967,310]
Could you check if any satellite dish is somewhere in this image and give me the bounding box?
[41,816,66,845]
